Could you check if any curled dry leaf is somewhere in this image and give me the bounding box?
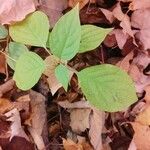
[113,3,133,37]
[0,0,35,24]
[0,53,6,76]
[5,108,29,141]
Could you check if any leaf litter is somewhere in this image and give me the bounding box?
[0,0,150,150]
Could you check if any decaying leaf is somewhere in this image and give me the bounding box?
[5,108,29,141]
[27,90,47,150]
[131,122,150,150]
[39,0,67,27]
[131,8,150,50]
[0,0,35,24]
[129,0,150,10]
[113,3,133,37]
[63,138,83,150]
[68,0,89,9]
[89,109,105,150]
[70,108,91,133]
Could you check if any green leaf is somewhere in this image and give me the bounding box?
[7,42,28,70]
[13,52,45,90]
[55,64,70,91]
[77,64,137,112]
[79,25,112,53]
[0,25,8,39]
[9,11,49,48]
[48,4,81,60]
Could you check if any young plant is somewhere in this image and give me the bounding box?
[6,4,137,112]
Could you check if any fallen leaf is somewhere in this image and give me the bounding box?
[116,51,134,72]
[100,8,115,23]
[131,122,150,150]
[0,0,35,24]
[113,3,133,37]
[70,108,91,133]
[129,0,150,10]
[5,108,29,141]
[136,105,150,125]
[89,109,105,150]
[144,86,150,103]
[131,8,150,50]
[63,138,83,150]
[39,0,67,27]
[58,100,91,109]
[68,0,89,9]
[111,29,129,49]
[27,90,47,150]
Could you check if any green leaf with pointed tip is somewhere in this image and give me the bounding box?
[9,11,49,48]
[7,42,28,70]
[0,25,8,39]
[77,64,137,112]
[55,64,70,91]
[13,52,45,90]
[79,25,112,53]
[48,4,81,60]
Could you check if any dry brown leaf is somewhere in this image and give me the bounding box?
[113,3,133,37]
[89,109,105,150]
[58,100,90,109]
[136,105,150,125]
[144,86,150,103]
[39,0,67,27]
[27,90,47,150]
[5,108,29,141]
[129,0,150,10]
[63,138,83,150]
[68,0,89,9]
[111,29,129,49]
[0,0,35,24]
[131,9,150,50]
[116,51,134,72]
[100,8,115,23]
[131,122,150,150]
[70,108,91,133]
[0,53,6,76]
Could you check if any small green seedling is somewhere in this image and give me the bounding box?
[6,4,137,112]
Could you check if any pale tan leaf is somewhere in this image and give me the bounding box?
[28,90,47,149]
[89,109,105,150]
[5,108,29,141]
[0,0,35,24]
[132,122,150,150]
[116,51,134,72]
[128,140,137,150]
[136,105,150,125]
[129,0,150,10]
[113,3,133,37]
[131,9,150,49]
[63,138,83,150]
[68,0,89,9]
[100,8,115,23]
[70,108,91,133]
[58,100,91,109]
[144,86,150,103]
